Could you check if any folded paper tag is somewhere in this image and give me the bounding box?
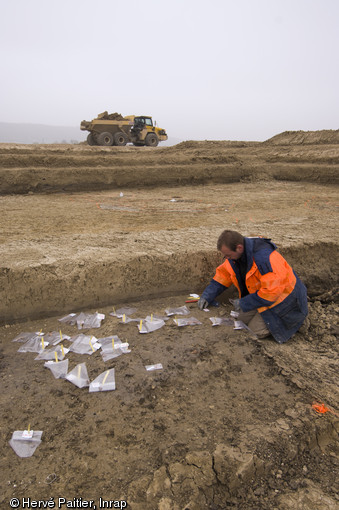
[145,364,163,371]
[22,430,34,439]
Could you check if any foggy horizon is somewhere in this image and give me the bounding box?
[1,0,338,142]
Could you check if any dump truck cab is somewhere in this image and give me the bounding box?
[130,116,168,147]
[134,116,154,128]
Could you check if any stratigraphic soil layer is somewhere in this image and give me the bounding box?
[0,131,338,509]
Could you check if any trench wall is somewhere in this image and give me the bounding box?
[0,243,337,324]
[0,163,338,195]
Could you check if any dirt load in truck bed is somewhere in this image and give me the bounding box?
[0,131,338,510]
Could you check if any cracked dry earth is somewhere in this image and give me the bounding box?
[0,134,338,509]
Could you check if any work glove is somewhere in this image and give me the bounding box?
[198,298,209,310]
[229,298,241,311]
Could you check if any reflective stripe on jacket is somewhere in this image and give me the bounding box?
[202,237,308,343]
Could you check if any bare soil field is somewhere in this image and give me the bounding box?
[0,131,338,510]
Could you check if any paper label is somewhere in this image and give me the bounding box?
[22,430,34,438]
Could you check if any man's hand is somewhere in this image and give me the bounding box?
[229,298,241,311]
[198,298,209,310]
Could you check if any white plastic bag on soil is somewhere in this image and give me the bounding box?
[18,337,49,353]
[99,336,130,362]
[118,315,142,324]
[165,305,190,316]
[35,344,69,361]
[209,317,234,326]
[9,430,43,458]
[66,363,90,388]
[109,307,137,318]
[174,317,202,327]
[139,317,165,333]
[44,359,69,379]
[41,331,71,346]
[76,312,105,329]
[89,369,116,392]
[97,335,122,346]
[100,339,129,353]
[12,331,44,343]
[150,314,170,322]
[69,334,100,355]
[59,312,105,329]
[104,349,128,362]
[58,313,77,325]
[234,320,250,330]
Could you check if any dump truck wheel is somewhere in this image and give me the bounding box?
[145,133,159,147]
[97,132,114,146]
[87,133,96,145]
[114,132,128,146]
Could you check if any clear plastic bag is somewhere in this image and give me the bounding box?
[41,331,71,346]
[34,344,69,361]
[118,315,142,324]
[97,335,123,347]
[58,313,77,325]
[100,341,129,354]
[76,312,105,330]
[44,359,69,379]
[139,317,165,334]
[99,336,130,362]
[109,307,137,318]
[9,430,43,458]
[146,313,169,322]
[209,317,234,327]
[165,305,190,316]
[12,332,44,343]
[18,337,49,353]
[89,369,116,392]
[233,320,255,335]
[173,317,202,327]
[69,334,100,355]
[66,363,90,388]
[101,348,130,362]
[58,312,105,329]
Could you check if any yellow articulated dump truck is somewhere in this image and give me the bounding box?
[80,111,168,147]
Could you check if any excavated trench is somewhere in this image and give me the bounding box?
[1,140,338,509]
[1,257,338,509]
[0,242,338,325]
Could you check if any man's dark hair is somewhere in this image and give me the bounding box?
[217,230,244,251]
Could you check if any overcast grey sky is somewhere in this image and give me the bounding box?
[1,0,338,141]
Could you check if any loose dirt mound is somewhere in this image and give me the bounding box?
[265,129,339,145]
[96,111,125,121]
